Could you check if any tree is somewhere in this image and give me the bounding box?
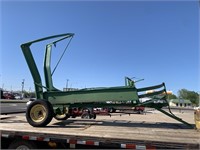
[167,94,177,100]
[178,89,199,106]
[23,90,36,98]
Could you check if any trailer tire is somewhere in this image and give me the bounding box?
[26,99,53,127]
[81,112,91,119]
[54,114,69,120]
[8,139,37,149]
[109,107,116,113]
[91,113,96,119]
[138,110,144,114]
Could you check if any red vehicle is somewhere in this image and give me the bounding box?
[70,107,84,118]
[93,107,110,115]
[2,93,15,99]
[133,106,145,114]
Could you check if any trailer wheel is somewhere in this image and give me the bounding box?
[138,110,144,114]
[54,114,69,120]
[26,99,53,127]
[91,113,96,119]
[8,139,37,149]
[109,107,116,113]
[81,112,91,119]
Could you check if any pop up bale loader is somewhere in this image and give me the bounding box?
[21,33,192,128]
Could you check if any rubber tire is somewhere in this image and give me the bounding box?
[91,113,96,119]
[81,112,91,119]
[109,107,116,113]
[54,114,69,120]
[26,99,53,127]
[138,110,143,114]
[8,139,37,149]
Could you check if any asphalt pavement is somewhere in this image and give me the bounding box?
[0,100,27,114]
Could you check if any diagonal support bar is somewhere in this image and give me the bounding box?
[156,107,194,128]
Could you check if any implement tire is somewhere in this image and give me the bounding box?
[26,99,53,127]
[81,112,91,119]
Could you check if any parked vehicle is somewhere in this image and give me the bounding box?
[3,92,15,99]
[133,106,145,114]
[0,89,3,99]
[13,93,23,100]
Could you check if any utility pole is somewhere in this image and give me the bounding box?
[66,79,69,91]
[22,79,25,97]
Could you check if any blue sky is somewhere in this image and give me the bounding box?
[0,0,199,95]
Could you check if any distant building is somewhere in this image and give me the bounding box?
[169,99,192,108]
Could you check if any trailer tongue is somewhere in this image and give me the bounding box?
[21,33,192,128]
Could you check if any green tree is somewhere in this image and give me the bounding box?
[178,89,199,106]
[23,90,36,98]
[167,94,177,100]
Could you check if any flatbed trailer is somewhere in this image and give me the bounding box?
[1,111,199,149]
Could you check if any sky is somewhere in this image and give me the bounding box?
[0,0,199,95]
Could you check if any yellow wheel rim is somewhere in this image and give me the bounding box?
[30,104,47,122]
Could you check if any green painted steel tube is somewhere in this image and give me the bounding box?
[44,44,58,91]
[21,44,44,99]
[21,33,74,99]
[137,83,165,92]
[22,33,74,46]
[156,107,193,128]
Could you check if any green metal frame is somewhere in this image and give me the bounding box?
[21,33,74,99]
[21,33,193,128]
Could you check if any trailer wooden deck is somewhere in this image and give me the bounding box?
[1,109,199,149]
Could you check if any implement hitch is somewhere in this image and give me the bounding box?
[21,33,192,128]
